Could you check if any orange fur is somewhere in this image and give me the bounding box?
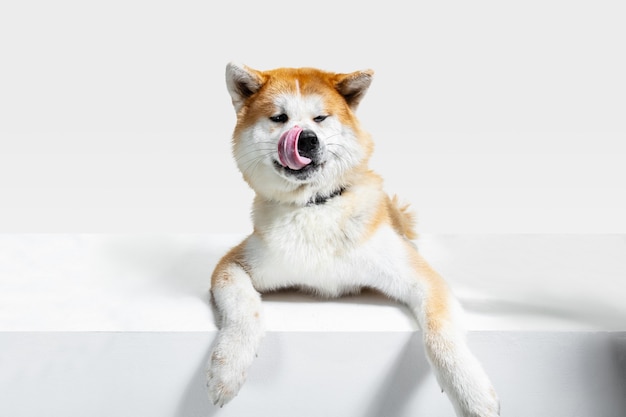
[388,195,418,240]
[211,239,249,289]
[232,67,374,162]
[404,240,450,332]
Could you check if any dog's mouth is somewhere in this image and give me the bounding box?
[277,126,311,170]
[273,159,322,181]
[274,126,323,180]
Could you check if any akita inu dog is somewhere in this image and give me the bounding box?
[207,63,500,416]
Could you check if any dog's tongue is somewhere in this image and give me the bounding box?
[277,126,311,170]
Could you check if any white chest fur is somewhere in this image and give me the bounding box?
[245,198,408,297]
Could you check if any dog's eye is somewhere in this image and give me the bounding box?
[313,115,328,123]
[269,114,288,123]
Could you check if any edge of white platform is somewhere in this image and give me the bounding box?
[1,233,625,332]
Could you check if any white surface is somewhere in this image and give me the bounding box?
[1,332,625,417]
[3,2,626,414]
[1,1,626,234]
[1,234,626,417]
[1,234,625,332]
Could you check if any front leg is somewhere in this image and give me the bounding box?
[207,242,264,407]
[376,241,500,417]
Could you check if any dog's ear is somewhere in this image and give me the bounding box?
[225,62,265,112]
[334,70,374,111]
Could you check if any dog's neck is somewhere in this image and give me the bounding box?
[306,186,346,206]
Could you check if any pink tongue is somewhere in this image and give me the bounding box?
[277,126,311,170]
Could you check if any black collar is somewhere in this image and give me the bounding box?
[307,187,346,206]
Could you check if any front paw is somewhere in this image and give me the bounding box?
[475,387,500,417]
[456,383,500,417]
[206,349,247,407]
[489,388,501,416]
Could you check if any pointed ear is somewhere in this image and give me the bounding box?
[225,62,265,112]
[335,69,374,110]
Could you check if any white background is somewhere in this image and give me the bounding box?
[1,0,625,234]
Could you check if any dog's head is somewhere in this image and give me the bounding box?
[225,63,374,205]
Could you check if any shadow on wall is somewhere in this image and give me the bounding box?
[364,333,432,417]
[97,234,237,297]
[176,344,221,417]
[462,296,626,330]
[610,335,626,412]
[174,333,435,417]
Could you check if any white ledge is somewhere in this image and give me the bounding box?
[2,234,626,417]
[1,233,625,332]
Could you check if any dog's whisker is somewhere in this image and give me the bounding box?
[236,148,276,161]
[239,156,266,176]
[326,142,349,150]
[322,132,343,141]
[327,149,350,170]
[239,151,275,178]
[327,149,343,163]
[237,149,275,163]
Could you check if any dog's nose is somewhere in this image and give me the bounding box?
[297,130,319,158]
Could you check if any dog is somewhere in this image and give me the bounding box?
[207,62,500,417]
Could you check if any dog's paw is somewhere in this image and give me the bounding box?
[455,383,500,417]
[206,350,247,407]
[206,369,245,408]
[488,388,501,416]
[433,343,501,417]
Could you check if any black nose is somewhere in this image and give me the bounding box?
[297,130,319,158]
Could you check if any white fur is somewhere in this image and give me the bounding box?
[208,63,500,416]
[233,91,365,205]
[207,263,264,405]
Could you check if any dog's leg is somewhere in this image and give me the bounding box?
[378,241,500,417]
[207,246,264,407]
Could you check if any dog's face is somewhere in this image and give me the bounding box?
[225,63,374,204]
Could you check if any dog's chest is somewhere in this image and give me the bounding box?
[257,203,355,259]
[247,201,401,295]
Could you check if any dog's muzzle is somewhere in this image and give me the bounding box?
[277,126,319,170]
